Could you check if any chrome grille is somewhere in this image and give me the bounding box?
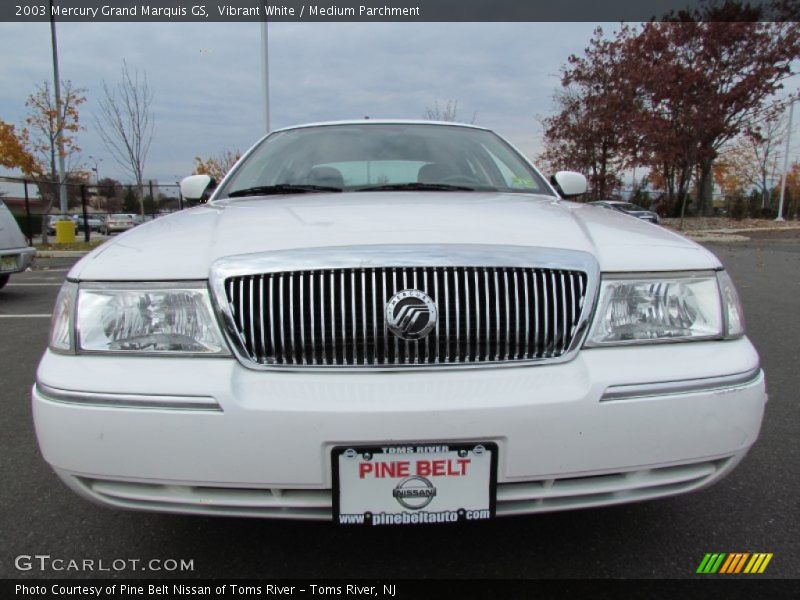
[224,266,587,367]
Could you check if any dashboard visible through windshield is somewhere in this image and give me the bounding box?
[218,123,553,198]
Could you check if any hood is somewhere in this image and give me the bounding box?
[69,192,719,280]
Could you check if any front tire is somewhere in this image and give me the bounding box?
[0,274,9,290]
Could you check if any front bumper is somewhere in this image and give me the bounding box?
[33,338,766,519]
[0,246,35,274]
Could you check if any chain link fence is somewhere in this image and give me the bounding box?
[0,175,189,244]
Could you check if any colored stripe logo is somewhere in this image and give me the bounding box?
[696,553,773,574]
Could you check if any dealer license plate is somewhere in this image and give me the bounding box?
[0,255,17,272]
[333,442,497,526]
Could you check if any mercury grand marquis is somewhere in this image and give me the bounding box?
[33,121,766,525]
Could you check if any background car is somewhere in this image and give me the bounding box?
[589,200,660,223]
[70,214,105,233]
[0,199,35,289]
[101,213,137,235]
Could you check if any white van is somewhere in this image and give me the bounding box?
[0,199,35,289]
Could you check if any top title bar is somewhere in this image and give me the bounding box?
[2,1,795,22]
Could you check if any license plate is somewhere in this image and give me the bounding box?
[333,442,497,526]
[0,255,17,272]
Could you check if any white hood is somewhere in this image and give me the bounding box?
[69,192,720,281]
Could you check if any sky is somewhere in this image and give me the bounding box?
[0,21,798,191]
[0,21,606,188]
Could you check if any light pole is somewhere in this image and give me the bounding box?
[49,0,68,217]
[776,94,797,222]
[261,20,270,134]
[88,155,102,184]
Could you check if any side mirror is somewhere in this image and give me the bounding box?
[180,174,215,201]
[551,171,588,198]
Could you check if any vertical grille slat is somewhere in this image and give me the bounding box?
[483,269,491,361]
[433,268,440,364]
[473,269,481,362]
[371,269,378,366]
[226,266,588,367]
[329,271,337,365]
[309,272,316,365]
[258,275,266,362]
[503,269,511,361]
[443,268,451,363]
[382,270,388,364]
[464,269,473,362]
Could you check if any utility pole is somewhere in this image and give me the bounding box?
[260,20,270,134]
[49,0,68,217]
[776,95,797,222]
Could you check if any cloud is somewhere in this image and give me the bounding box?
[0,21,603,184]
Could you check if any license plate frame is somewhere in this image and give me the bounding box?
[0,255,17,273]
[332,442,498,526]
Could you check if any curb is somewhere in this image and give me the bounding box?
[685,233,750,243]
[35,251,91,258]
[699,225,800,234]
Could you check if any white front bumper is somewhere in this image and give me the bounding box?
[33,338,766,518]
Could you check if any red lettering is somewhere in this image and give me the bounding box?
[415,458,472,477]
[360,461,411,479]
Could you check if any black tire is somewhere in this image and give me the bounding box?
[0,274,9,290]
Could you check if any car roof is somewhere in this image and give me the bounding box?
[270,119,490,134]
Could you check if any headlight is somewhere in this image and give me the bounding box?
[49,281,78,352]
[49,281,230,355]
[717,270,745,338]
[585,271,738,346]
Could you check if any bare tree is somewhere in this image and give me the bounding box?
[423,100,477,124]
[95,61,155,215]
[719,114,785,212]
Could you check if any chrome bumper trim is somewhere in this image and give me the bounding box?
[601,368,763,402]
[35,383,222,412]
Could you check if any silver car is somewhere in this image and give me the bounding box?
[0,199,35,289]
[101,213,137,235]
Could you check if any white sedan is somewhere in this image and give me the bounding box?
[0,198,35,289]
[34,121,765,524]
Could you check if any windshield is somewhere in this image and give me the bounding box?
[218,123,553,197]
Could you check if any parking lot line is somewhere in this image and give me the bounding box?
[6,283,63,287]
[0,314,51,318]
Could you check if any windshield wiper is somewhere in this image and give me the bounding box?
[354,182,484,192]
[227,184,342,197]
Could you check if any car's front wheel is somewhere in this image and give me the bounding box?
[0,274,9,290]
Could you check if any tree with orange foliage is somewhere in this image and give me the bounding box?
[24,80,87,242]
[193,149,242,181]
[0,119,38,174]
[783,162,800,219]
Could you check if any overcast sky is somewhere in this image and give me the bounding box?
[0,21,609,186]
[1,21,798,189]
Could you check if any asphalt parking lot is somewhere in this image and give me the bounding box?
[1,234,798,580]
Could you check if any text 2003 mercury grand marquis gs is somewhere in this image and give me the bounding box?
[33,121,765,525]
